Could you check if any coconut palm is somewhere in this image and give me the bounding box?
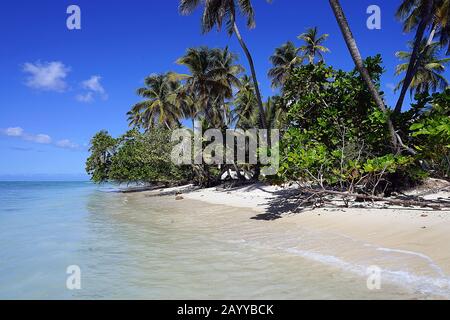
[298,27,330,64]
[268,41,302,88]
[176,47,243,128]
[262,96,284,130]
[396,0,450,46]
[328,0,401,151]
[210,47,244,102]
[127,73,182,130]
[179,0,267,129]
[436,0,450,52]
[233,75,258,128]
[394,0,435,113]
[396,41,450,94]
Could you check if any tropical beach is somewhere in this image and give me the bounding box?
[1,0,450,302]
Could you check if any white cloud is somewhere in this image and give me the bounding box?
[55,139,79,149]
[25,134,52,144]
[1,127,51,144]
[22,61,70,92]
[77,75,108,102]
[76,92,94,103]
[82,76,105,94]
[4,127,24,137]
[386,83,397,92]
[1,127,80,150]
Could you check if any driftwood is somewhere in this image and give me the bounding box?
[301,188,450,210]
[144,185,200,198]
[119,185,166,193]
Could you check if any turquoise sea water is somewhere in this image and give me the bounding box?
[0,181,448,299]
[0,181,98,298]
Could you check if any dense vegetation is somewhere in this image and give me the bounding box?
[86,0,450,196]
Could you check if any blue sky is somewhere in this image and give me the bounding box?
[0,0,445,179]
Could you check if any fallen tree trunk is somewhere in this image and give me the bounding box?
[302,188,450,210]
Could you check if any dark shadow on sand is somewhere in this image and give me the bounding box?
[249,186,450,221]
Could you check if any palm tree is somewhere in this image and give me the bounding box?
[436,0,450,52]
[233,75,258,128]
[268,41,302,88]
[173,85,198,130]
[179,0,267,129]
[262,96,284,130]
[176,47,243,128]
[328,0,401,151]
[127,74,182,130]
[396,41,450,94]
[211,48,243,127]
[298,27,330,64]
[394,0,435,113]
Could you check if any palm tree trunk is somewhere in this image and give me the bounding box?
[232,22,267,129]
[329,0,399,150]
[394,0,434,114]
[427,22,438,46]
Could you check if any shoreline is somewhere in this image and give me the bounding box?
[142,181,450,297]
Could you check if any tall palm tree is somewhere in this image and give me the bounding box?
[436,0,450,52]
[127,74,182,130]
[268,41,302,88]
[179,0,267,129]
[394,0,435,113]
[173,85,198,130]
[396,41,450,94]
[328,0,401,151]
[262,96,284,130]
[176,47,243,128]
[233,75,258,128]
[298,27,330,64]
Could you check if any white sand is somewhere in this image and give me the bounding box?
[140,181,450,297]
[180,182,450,276]
[183,183,285,211]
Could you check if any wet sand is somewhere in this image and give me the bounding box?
[170,183,450,298]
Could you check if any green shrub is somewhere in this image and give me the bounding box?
[86,128,192,184]
[275,57,421,193]
[409,89,450,178]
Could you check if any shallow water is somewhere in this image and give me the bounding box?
[0,182,447,299]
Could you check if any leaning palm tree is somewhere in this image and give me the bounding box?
[394,0,435,113]
[396,41,450,94]
[179,0,267,129]
[268,41,302,88]
[127,73,182,130]
[298,27,330,64]
[328,0,402,151]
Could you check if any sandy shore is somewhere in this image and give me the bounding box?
[183,183,450,271]
[144,181,450,297]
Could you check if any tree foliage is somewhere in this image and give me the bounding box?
[86,129,192,184]
[277,57,419,194]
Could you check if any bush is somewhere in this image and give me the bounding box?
[409,89,450,178]
[86,128,193,184]
[276,57,421,194]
